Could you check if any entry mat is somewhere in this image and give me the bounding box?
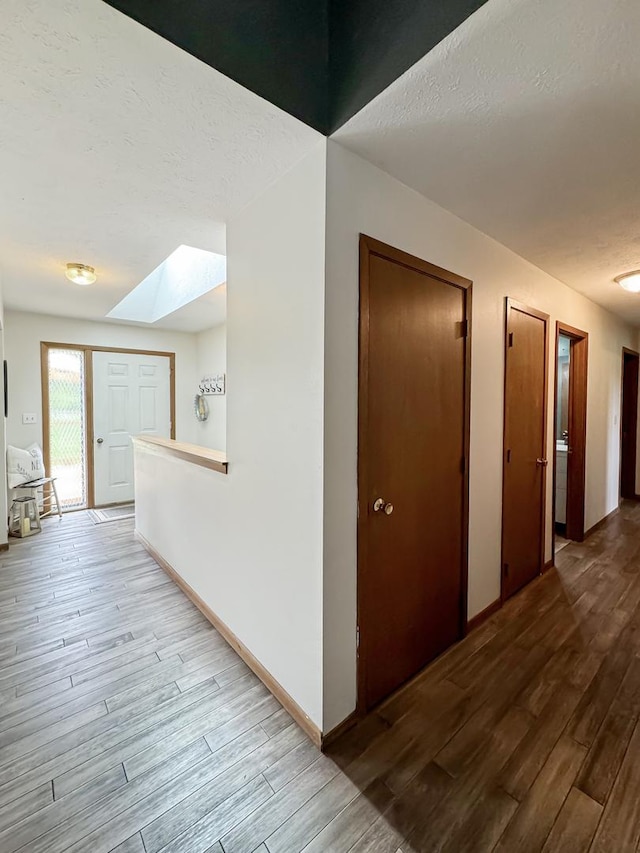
[88,504,135,524]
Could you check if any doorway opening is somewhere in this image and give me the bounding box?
[357,235,471,714]
[501,299,549,602]
[41,343,175,510]
[621,348,640,501]
[552,324,588,555]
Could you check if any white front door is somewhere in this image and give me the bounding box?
[92,351,171,506]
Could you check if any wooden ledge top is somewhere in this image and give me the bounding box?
[133,436,228,475]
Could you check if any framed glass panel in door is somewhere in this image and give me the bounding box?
[46,347,88,509]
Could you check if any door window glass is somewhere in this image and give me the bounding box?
[47,348,87,509]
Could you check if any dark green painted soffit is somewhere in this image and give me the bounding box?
[102,0,489,134]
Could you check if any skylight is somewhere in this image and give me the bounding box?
[108,245,226,324]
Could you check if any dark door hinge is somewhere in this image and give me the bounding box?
[503,563,509,577]
[508,331,514,347]
[460,319,469,338]
[506,448,512,463]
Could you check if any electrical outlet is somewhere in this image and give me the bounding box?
[22,413,37,425]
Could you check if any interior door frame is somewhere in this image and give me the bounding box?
[357,234,472,715]
[41,342,176,509]
[551,323,588,551]
[500,298,550,603]
[620,347,640,501]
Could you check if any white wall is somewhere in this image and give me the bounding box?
[4,311,198,452]
[323,140,637,730]
[136,141,327,727]
[194,324,227,451]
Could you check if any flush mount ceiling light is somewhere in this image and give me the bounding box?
[65,263,97,286]
[615,271,640,293]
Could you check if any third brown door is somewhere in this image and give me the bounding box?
[621,349,639,500]
[358,236,471,712]
[502,299,549,600]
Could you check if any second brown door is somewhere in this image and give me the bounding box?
[621,350,639,500]
[502,299,549,600]
[358,236,471,712]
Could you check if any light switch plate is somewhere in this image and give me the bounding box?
[22,413,37,425]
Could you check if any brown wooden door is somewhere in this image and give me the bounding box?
[502,300,549,600]
[358,236,471,712]
[621,350,639,500]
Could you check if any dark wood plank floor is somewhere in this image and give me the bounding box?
[2,505,640,851]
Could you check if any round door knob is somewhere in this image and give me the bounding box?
[383,503,394,515]
[96,438,104,444]
[373,498,394,515]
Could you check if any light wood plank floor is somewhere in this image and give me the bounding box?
[2,505,640,851]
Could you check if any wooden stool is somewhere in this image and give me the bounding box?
[15,477,62,519]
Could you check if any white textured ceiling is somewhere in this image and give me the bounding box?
[334,0,640,326]
[0,0,320,332]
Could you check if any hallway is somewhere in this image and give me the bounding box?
[1,506,640,851]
